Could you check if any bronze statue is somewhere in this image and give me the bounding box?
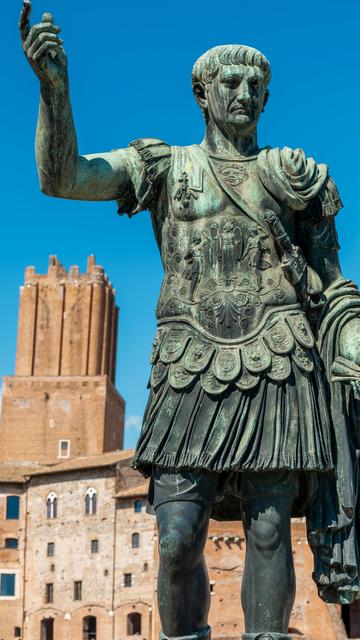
[19,3,360,639]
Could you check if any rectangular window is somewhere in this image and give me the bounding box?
[6,496,20,520]
[58,440,70,459]
[47,542,55,557]
[5,538,19,550]
[134,500,142,513]
[14,628,21,638]
[91,539,99,554]
[73,580,82,601]
[0,573,16,597]
[45,583,53,604]
[124,573,132,588]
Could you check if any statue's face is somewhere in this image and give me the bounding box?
[205,63,268,136]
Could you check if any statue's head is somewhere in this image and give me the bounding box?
[192,45,271,137]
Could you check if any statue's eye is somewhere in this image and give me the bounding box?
[222,77,239,89]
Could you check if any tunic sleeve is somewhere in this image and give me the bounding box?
[116,138,172,217]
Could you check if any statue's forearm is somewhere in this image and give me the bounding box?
[36,81,78,196]
[35,82,131,202]
[301,217,343,290]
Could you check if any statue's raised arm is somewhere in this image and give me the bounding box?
[19,1,131,201]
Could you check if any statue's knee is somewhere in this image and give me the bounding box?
[249,512,282,553]
[159,529,195,576]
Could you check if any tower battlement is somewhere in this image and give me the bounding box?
[16,255,118,381]
[24,255,114,289]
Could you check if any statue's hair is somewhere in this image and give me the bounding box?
[192,45,271,89]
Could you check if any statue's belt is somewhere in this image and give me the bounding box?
[149,307,317,395]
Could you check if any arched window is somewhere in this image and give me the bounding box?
[40,617,54,640]
[127,612,141,635]
[134,500,142,513]
[131,533,140,549]
[83,615,96,640]
[85,488,97,515]
[46,493,58,519]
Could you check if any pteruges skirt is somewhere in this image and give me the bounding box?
[132,356,333,477]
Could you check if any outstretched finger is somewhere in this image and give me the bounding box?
[19,0,32,42]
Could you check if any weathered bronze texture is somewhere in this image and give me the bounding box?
[20,3,360,638]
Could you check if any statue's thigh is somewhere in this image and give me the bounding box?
[153,467,219,544]
[240,471,300,542]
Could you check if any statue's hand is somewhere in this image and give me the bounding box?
[19,1,68,89]
[352,380,360,402]
[331,356,360,400]
[340,319,360,401]
[339,318,360,367]
[331,318,360,400]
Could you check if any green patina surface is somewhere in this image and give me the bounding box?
[20,4,360,638]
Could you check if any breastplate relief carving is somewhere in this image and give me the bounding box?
[158,212,297,340]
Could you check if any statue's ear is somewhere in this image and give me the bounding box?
[262,90,270,113]
[193,82,208,111]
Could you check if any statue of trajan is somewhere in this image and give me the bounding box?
[20,3,360,639]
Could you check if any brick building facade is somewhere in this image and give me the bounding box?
[0,454,154,640]
[0,257,357,640]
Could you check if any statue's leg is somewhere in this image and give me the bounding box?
[240,471,299,636]
[156,498,211,639]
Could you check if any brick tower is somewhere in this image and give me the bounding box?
[0,256,125,463]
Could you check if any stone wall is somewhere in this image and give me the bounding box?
[23,468,117,640]
[0,375,124,464]
[114,496,156,639]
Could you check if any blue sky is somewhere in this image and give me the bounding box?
[1,0,359,448]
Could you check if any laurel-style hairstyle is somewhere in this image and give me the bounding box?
[192,45,271,121]
[192,45,271,88]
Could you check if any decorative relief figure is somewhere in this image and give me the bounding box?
[21,8,360,640]
[183,233,208,302]
[218,162,249,186]
[175,171,198,210]
[244,229,272,289]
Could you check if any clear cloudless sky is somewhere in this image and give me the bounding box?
[1,0,359,448]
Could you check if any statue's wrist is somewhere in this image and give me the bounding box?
[40,78,69,101]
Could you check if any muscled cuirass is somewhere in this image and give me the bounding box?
[157,145,300,335]
[148,145,316,395]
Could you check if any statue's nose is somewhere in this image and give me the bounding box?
[240,81,250,100]
[237,81,251,101]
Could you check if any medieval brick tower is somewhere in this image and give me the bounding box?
[0,256,125,463]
